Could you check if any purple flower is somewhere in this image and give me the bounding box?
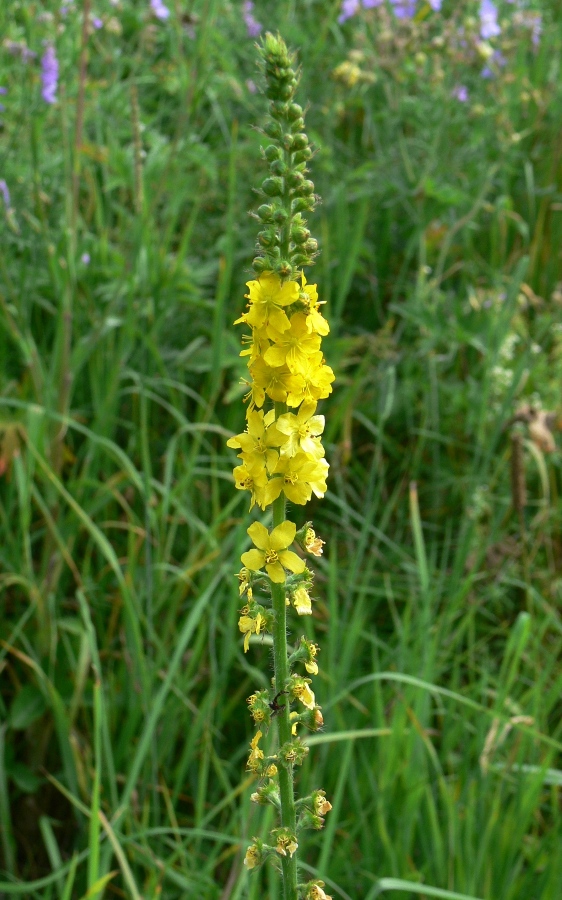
[452,85,469,102]
[362,0,384,8]
[479,0,501,40]
[246,79,257,94]
[81,252,91,265]
[243,1,262,37]
[338,0,359,22]
[41,45,59,105]
[531,14,542,47]
[0,88,6,95]
[391,0,416,19]
[0,180,11,208]
[92,15,103,28]
[150,0,170,20]
[429,0,442,9]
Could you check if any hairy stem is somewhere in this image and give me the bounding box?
[271,403,298,900]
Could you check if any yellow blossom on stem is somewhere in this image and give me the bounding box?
[301,274,330,336]
[233,463,269,510]
[246,730,264,771]
[237,273,299,336]
[291,678,316,710]
[249,358,305,408]
[265,453,329,506]
[274,831,298,858]
[243,843,261,870]
[241,521,305,583]
[239,611,265,653]
[292,586,312,615]
[286,351,335,406]
[264,312,322,376]
[276,401,325,458]
[227,408,281,474]
[304,527,325,556]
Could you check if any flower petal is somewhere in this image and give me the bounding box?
[241,548,266,571]
[278,549,305,574]
[266,561,286,583]
[269,520,297,550]
[247,521,270,550]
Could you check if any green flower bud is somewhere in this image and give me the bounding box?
[252,256,268,274]
[262,177,284,197]
[273,208,289,225]
[264,120,283,139]
[305,238,318,253]
[258,230,279,248]
[290,117,305,133]
[301,180,315,195]
[291,196,315,213]
[264,145,281,162]
[287,102,303,121]
[293,147,312,164]
[291,226,310,244]
[288,171,305,190]
[290,133,309,151]
[270,159,288,176]
[277,260,293,278]
[257,204,274,222]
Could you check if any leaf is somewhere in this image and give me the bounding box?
[9,685,46,730]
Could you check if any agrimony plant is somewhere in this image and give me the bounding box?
[228,33,334,900]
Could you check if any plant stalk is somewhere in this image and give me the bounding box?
[270,405,298,900]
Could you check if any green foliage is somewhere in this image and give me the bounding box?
[1,1,562,898]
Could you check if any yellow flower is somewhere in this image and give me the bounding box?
[243,843,261,870]
[265,454,329,506]
[304,527,325,556]
[307,882,332,900]
[313,792,333,816]
[227,408,281,475]
[292,679,315,710]
[239,612,265,653]
[241,521,305,584]
[240,326,270,364]
[249,358,305,407]
[246,730,264,771]
[286,351,335,406]
[237,272,299,336]
[264,313,322,375]
[293,587,312,615]
[275,833,298,858]
[233,463,269,511]
[276,401,325,458]
[301,273,330,336]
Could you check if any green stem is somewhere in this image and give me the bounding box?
[270,404,298,900]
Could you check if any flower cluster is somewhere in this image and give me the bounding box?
[229,272,334,511]
[229,35,334,898]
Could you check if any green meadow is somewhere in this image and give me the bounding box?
[1,1,562,897]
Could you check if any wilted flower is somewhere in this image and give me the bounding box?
[41,45,59,105]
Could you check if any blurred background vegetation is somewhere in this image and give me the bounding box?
[1,0,562,898]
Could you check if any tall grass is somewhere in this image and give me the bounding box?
[1,1,562,898]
